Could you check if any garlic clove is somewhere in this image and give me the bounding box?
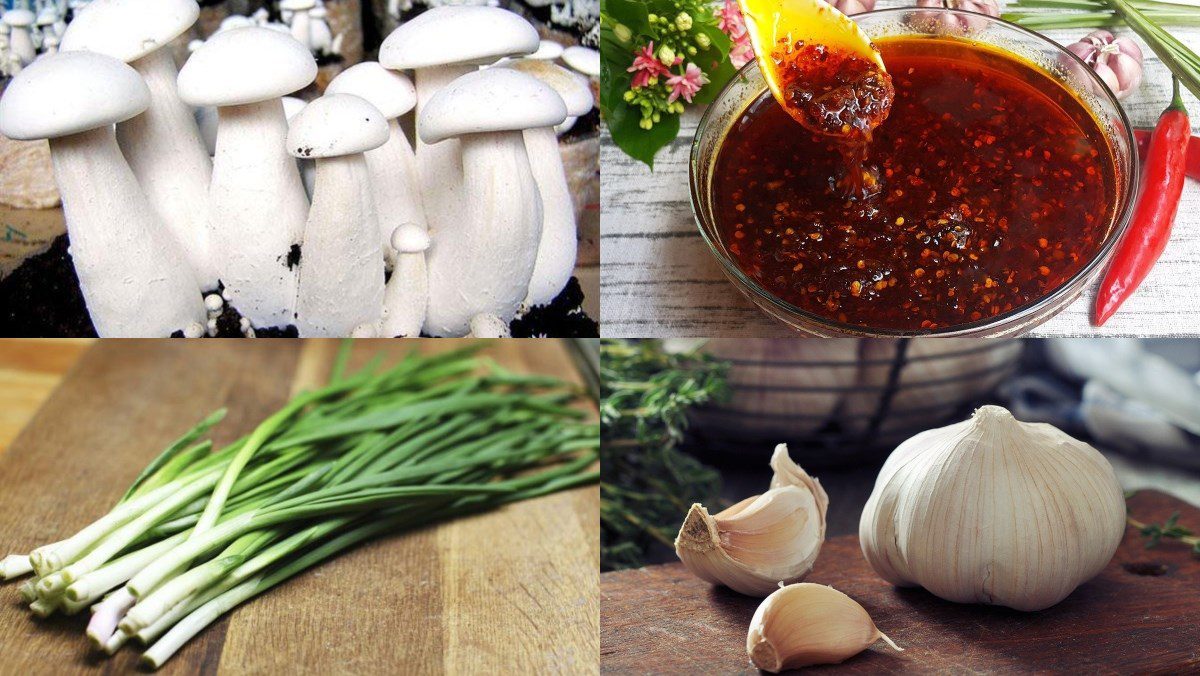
[747,583,901,672]
[769,443,829,534]
[675,485,823,597]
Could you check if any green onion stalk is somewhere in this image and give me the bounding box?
[0,342,598,668]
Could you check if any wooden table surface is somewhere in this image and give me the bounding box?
[0,339,599,675]
[601,490,1200,674]
[600,14,1200,338]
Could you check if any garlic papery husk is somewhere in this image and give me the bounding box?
[859,405,1125,612]
[747,583,901,672]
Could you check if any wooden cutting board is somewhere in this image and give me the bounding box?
[601,490,1200,674]
[0,339,599,675]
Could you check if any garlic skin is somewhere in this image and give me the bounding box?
[747,583,901,672]
[859,405,1125,612]
[675,445,826,597]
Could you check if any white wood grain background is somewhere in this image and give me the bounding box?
[601,2,1200,337]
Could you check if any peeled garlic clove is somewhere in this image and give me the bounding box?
[675,484,823,597]
[860,405,1125,612]
[747,583,901,672]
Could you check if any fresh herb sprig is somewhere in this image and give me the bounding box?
[600,340,730,570]
[1128,512,1200,554]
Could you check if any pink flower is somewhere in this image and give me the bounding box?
[716,0,746,37]
[627,41,670,88]
[729,32,754,68]
[666,63,710,103]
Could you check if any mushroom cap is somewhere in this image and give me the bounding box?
[2,9,35,27]
[326,62,415,119]
[503,59,593,117]
[562,46,600,77]
[60,0,199,63]
[419,68,566,144]
[391,224,430,254]
[286,93,389,159]
[0,51,150,140]
[279,0,316,10]
[531,40,564,60]
[379,6,537,70]
[178,26,317,107]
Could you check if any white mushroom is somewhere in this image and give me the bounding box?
[309,5,333,55]
[379,7,537,227]
[467,313,510,338]
[562,45,599,77]
[61,0,217,289]
[418,67,566,336]
[178,26,316,330]
[281,95,317,199]
[504,59,593,309]
[326,62,424,267]
[381,224,430,338]
[530,39,564,61]
[3,9,36,66]
[281,0,314,49]
[0,51,206,337]
[286,93,389,337]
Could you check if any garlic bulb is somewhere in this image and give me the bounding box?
[914,0,1001,33]
[859,405,1125,611]
[675,445,827,596]
[747,583,901,672]
[1066,30,1143,100]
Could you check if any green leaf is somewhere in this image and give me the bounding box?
[602,0,651,36]
[607,101,681,169]
[694,57,738,105]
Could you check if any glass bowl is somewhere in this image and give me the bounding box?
[688,8,1137,337]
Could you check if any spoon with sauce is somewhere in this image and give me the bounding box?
[738,0,894,196]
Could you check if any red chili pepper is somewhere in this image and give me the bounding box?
[1094,80,1191,326]
[1133,128,1200,181]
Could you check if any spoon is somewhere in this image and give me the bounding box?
[737,0,886,122]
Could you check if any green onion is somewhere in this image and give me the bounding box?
[1,342,597,668]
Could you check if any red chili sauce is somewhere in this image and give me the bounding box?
[714,37,1121,331]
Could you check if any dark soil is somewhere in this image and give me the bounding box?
[0,235,596,337]
[0,236,97,337]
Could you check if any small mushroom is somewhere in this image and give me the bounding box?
[326,62,424,268]
[0,52,206,337]
[381,224,430,338]
[379,7,538,228]
[286,93,390,337]
[178,26,316,330]
[504,59,594,309]
[61,0,217,289]
[3,9,36,66]
[467,313,511,338]
[562,45,600,78]
[530,39,564,61]
[280,0,314,50]
[418,67,567,336]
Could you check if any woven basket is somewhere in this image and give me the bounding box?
[689,338,1022,465]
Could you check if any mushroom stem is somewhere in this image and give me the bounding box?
[381,224,429,338]
[295,154,384,337]
[210,98,306,329]
[117,47,216,289]
[425,131,542,337]
[413,65,470,208]
[369,119,426,267]
[50,126,205,337]
[522,126,577,309]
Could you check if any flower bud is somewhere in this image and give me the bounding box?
[696,33,712,49]
[658,44,676,65]
[614,23,633,43]
[675,11,693,30]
